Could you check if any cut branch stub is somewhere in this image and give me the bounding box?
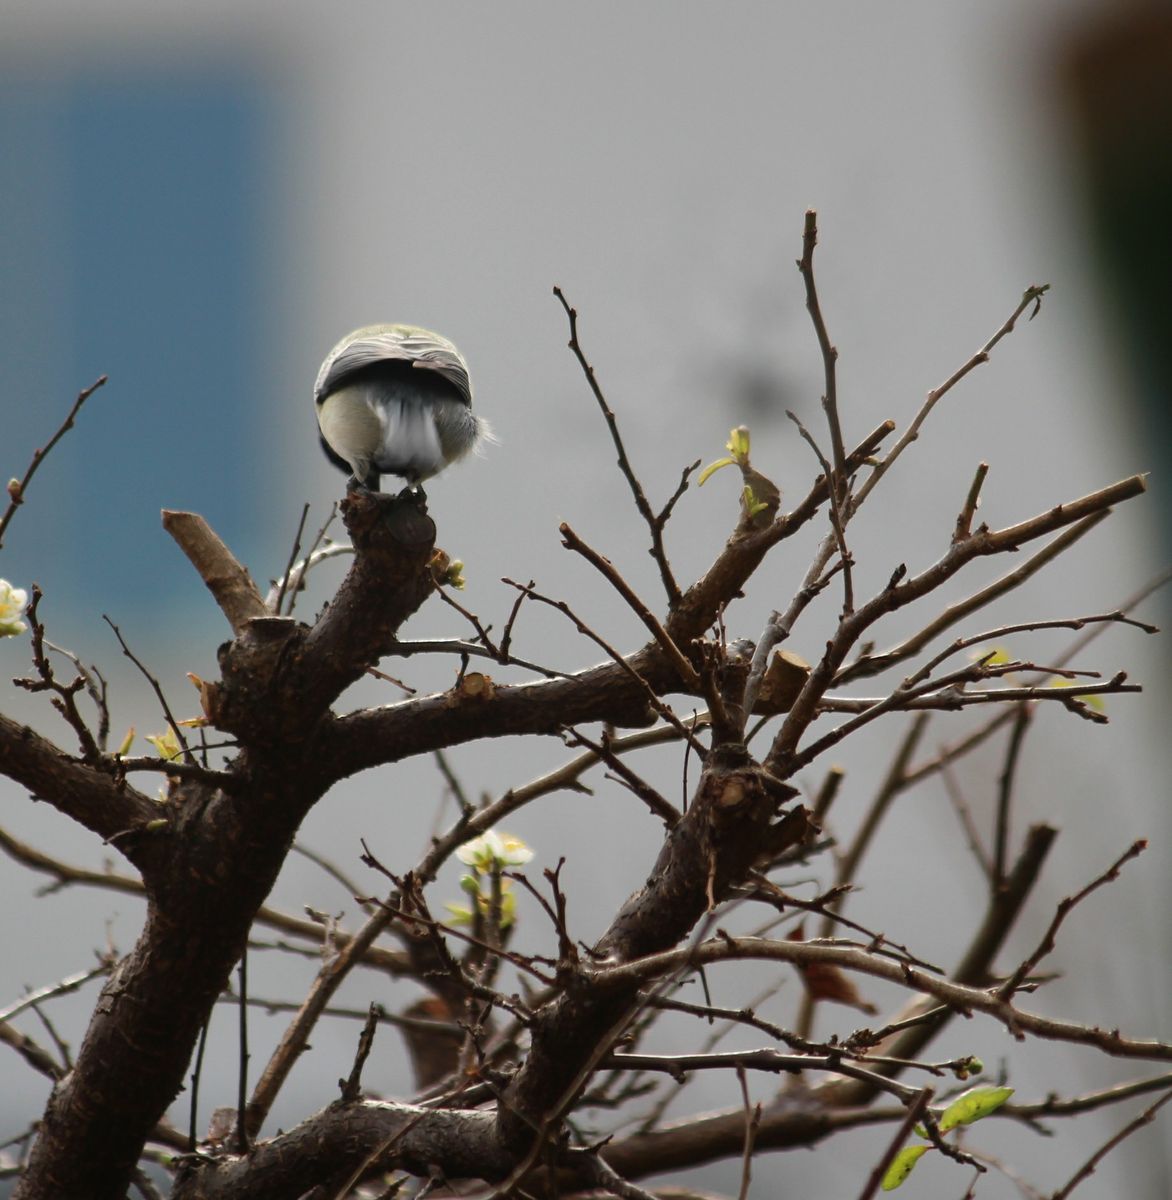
[212,490,439,743]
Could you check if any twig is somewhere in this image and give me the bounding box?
[838,537,1146,683]
[577,1153,662,1200]
[410,719,701,895]
[273,503,310,617]
[856,1086,934,1200]
[498,580,530,660]
[0,375,106,550]
[391,636,569,681]
[1007,1071,1172,1122]
[290,842,368,904]
[811,764,845,824]
[767,473,1146,771]
[102,615,196,766]
[786,409,854,616]
[267,504,341,615]
[735,1064,761,1200]
[15,588,102,762]
[553,285,682,606]
[189,1021,209,1150]
[1049,1086,1172,1200]
[994,704,1032,887]
[954,462,989,542]
[565,727,680,828]
[44,640,110,752]
[796,674,1136,771]
[560,522,700,690]
[434,587,501,659]
[502,577,705,753]
[939,758,992,881]
[0,960,114,1024]
[1048,565,1171,669]
[339,1004,380,1102]
[741,543,838,718]
[591,933,1172,1061]
[998,840,1147,1002]
[130,1167,165,1200]
[0,1019,65,1081]
[236,949,250,1152]
[367,892,552,995]
[794,713,927,1042]
[852,284,1050,510]
[433,748,475,818]
[29,998,72,1071]
[903,610,1157,688]
[797,212,847,490]
[263,542,352,613]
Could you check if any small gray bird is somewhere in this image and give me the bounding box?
[314,324,489,494]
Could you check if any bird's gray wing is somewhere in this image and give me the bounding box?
[314,325,472,405]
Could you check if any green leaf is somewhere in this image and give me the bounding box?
[881,1144,931,1191]
[698,456,735,486]
[443,902,473,926]
[938,1085,1014,1133]
[726,425,752,460]
[742,485,769,518]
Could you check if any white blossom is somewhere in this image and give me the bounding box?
[455,829,534,871]
[0,580,28,638]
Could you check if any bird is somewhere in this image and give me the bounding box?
[314,324,489,495]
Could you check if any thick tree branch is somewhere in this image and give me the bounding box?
[0,714,158,859]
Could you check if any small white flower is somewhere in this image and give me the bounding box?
[455,829,534,872]
[0,579,28,638]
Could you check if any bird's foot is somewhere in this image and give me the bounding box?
[395,484,429,508]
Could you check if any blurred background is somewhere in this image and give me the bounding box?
[1,1,1169,1196]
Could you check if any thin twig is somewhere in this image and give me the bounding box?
[852,284,1050,511]
[502,577,705,753]
[797,211,847,489]
[236,949,250,1152]
[15,588,102,762]
[560,522,700,689]
[954,462,989,542]
[273,503,310,617]
[189,1021,209,1150]
[553,285,682,605]
[994,704,1033,887]
[856,1086,934,1200]
[939,758,992,881]
[339,1004,380,1102]
[0,960,114,1024]
[786,409,853,616]
[998,840,1147,1001]
[263,542,352,613]
[102,615,196,766]
[290,842,368,903]
[1049,1086,1172,1200]
[0,375,106,550]
[565,727,680,827]
[735,1064,762,1200]
[391,636,570,681]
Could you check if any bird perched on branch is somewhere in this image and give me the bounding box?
[314,324,489,496]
